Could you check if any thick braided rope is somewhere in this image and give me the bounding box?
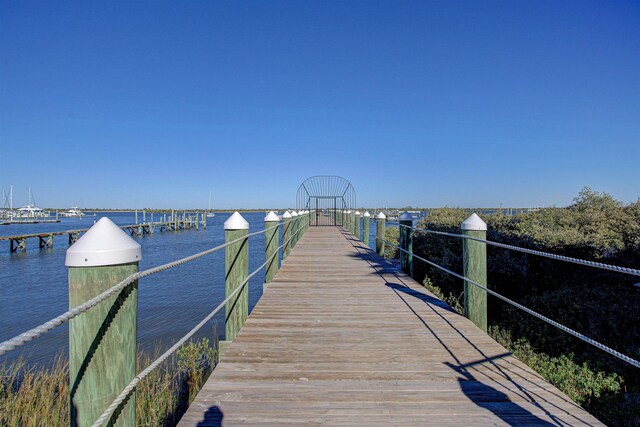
[92,223,304,426]
[381,238,640,369]
[0,223,286,355]
[379,220,640,278]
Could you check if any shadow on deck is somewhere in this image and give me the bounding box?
[179,226,602,426]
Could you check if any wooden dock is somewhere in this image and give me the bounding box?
[0,215,205,252]
[179,226,602,426]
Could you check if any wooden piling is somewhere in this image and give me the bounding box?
[462,213,488,333]
[224,212,249,342]
[282,211,292,260]
[291,211,299,248]
[399,212,413,277]
[363,211,371,246]
[66,218,141,426]
[264,211,280,286]
[376,212,386,257]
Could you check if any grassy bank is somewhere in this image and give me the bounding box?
[397,188,639,426]
[0,338,216,426]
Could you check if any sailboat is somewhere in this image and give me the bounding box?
[207,191,216,218]
[17,188,46,218]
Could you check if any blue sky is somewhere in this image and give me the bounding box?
[1,1,638,209]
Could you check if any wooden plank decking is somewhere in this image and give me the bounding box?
[179,227,602,426]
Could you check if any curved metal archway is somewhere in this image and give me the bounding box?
[296,176,356,226]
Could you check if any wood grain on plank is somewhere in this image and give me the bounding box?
[178,227,602,426]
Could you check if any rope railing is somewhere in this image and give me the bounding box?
[372,218,640,278]
[92,221,305,426]
[0,220,294,356]
[377,235,640,369]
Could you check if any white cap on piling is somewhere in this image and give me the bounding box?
[461,213,487,231]
[291,211,299,217]
[364,212,371,217]
[399,211,413,221]
[264,211,280,222]
[376,212,386,219]
[283,211,292,218]
[355,210,361,215]
[65,217,142,267]
[224,211,249,230]
[347,210,351,214]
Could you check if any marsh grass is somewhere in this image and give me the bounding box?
[0,337,217,427]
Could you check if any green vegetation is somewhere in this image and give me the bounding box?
[0,338,217,427]
[383,225,400,260]
[411,188,640,425]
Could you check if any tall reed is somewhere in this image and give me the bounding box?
[0,337,217,427]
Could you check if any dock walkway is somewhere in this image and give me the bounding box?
[179,226,602,426]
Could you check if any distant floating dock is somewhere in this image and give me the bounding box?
[0,212,206,252]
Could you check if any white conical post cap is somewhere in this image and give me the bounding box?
[355,210,361,215]
[461,213,487,231]
[364,212,371,217]
[347,210,351,214]
[283,211,292,219]
[264,211,280,222]
[399,211,413,221]
[291,211,298,217]
[224,211,249,230]
[376,212,386,219]
[65,217,142,267]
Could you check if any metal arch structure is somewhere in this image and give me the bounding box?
[296,176,356,226]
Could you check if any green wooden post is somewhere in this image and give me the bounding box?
[224,212,249,342]
[66,218,141,426]
[399,211,414,277]
[264,211,280,286]
[346,210,351,233]
[282,211,292,260]
[353,211,358,237]
[291,211,299,248]
[135,209,138,224]
[462,213,488,333]
[142,210,146,223]
[363,211,371,246]
[353,211,361,240]
[376,212,386,257]
[376,212,387,257]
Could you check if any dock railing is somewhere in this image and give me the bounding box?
[0,210,311,426]
[365,211,640,370]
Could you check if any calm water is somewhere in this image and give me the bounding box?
[0,212,280,366]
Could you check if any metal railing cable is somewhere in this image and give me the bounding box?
[372,218,640,277]
[92,222,304,427]
[0,221,293,356]
[379,237,640,369]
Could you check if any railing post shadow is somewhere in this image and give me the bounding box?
[461,213,488,333]
[399,211,413,277]
[66,217,141,426]
[223,212,249,346]
[363,211,370,246]
[264,211,280,291]
[376,212,386,257]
